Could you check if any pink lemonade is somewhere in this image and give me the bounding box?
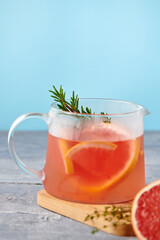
[43,126,145,204]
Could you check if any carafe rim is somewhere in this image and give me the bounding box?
[50,98,150,117]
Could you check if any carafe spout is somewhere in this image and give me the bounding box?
[142,107,150,116]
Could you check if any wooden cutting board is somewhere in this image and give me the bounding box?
[37,190,135,237]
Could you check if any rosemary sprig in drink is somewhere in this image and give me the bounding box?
[49,85,111,122]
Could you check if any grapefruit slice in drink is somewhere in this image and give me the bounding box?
[132,179,160,240]
[65,141,117,174]
[64,137,139,192]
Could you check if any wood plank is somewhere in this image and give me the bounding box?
[37,190,134,237]
[1,183,135,240]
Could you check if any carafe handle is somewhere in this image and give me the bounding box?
[8,113,49,180]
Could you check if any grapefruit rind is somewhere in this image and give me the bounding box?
[65,139,140,192]
[131,179,160,240]
[90,139,139,192]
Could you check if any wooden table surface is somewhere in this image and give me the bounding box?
[0,131,160,240]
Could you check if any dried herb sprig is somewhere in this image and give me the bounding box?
[49,85,111,122]
[84,205,131,234]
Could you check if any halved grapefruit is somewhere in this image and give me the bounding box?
[132,179,160,240]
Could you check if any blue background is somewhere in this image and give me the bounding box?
[1,0,160,130]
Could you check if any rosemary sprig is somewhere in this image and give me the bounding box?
[49,85,92,114]
[49,85,111,123]
[49,85,72,112]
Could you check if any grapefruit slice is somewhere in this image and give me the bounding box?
[65,139,139,192]
[65,141,117,174]
[132,179,160,240]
